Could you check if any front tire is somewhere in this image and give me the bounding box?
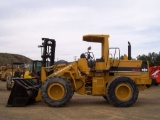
[6,73,13,90]
[103,96,109,102]
[41,76,73,107]
[107,77,138,107]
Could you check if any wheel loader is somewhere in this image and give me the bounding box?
[1,63,25,81]
[6,62,25,90]
[6,60,43,90]
[0,66,6,80]
[7,35,151,107]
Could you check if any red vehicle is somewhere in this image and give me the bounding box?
[150,66,160,86]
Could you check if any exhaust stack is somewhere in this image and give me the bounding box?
[128,41,131,60]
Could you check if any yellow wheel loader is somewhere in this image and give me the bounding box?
[7,35,151,107]
[5,62,25,90]
[6,61,42,90]
[1,64,23,81]
[0,66,6,80]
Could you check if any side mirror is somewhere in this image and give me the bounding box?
[87,46,91,51]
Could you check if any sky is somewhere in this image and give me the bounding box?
[0,0,160,62]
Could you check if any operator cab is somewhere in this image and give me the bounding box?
[83,35,110,70]
[78,45,106,74]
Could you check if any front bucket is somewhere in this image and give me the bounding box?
[7,78,40,107]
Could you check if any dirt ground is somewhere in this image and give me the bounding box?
[0,80,160,120]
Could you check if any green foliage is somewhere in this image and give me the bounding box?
[137,52,160,66]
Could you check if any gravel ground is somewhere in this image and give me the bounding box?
[0,80,160,120]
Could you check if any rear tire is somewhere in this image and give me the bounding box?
[107,76,138,107]
[41,76,73,107]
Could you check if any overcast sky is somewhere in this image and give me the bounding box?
[0,0,160,61]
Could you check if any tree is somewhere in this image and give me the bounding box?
[154,52,160,65]
[137,52,160,66]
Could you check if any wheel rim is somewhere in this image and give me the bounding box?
[115,83,132,101]
[48,83,65,100]
[6,76,11,87]
[6,76,11,82]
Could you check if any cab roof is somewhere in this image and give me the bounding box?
[83,34,109,43]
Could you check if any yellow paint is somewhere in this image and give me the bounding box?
[115,84,132,101]
[47,83,65,100]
